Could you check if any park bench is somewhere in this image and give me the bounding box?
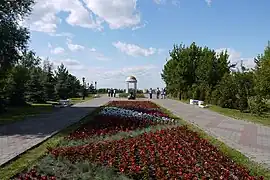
[189,99,208,108]
[53,99,71,108]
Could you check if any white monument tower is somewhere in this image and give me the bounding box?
[125,76,137,94]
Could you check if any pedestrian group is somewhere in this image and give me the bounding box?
[108,88,117,97]
[148,87,166,99]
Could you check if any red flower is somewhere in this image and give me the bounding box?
[18,101,264,180]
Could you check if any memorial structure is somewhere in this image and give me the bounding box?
[125,76,137,94]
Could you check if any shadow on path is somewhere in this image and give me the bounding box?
[0,106,96,137]
[0,97,110,166]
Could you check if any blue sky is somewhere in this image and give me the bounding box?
[24,0,270,89]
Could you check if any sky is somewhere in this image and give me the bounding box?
[22,0,270,89]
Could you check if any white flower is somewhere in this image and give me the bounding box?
[99,106,174,122]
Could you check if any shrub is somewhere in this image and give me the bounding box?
[248,96,267,115]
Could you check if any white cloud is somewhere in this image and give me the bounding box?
[132,22,146,31]
[50,47,65,54]
[89,48,97,52]
[83,0,141,29]
[113,41,159,57]
[64,39,109,61]
[153,0,164,5]
[86,47,111,61]
[44,56,164,88]
[23,0,142,33]
[48,42,52,48]
[52,58,85,71]
[216,48,241,64]
[153,0,180,6]
[215,48,255,69]
[22,0,102,33]
[49,32,74,38]
[84,64,164,89]
[205,0,212,6]
[66,39,85,52]
[95,53,111,61]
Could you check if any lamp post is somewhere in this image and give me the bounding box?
[82,77,85,100]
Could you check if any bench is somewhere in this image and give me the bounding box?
[190,99,208,108]
[54,99,71,108]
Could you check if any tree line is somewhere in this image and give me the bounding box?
[162,42,270,115]
[0,0,90,113]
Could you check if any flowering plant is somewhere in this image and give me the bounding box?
[50,126,263,180]
[16,101,264,180]
[99,106,173,122]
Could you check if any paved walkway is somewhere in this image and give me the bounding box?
[0,97,110,166]
[152,98,270,169]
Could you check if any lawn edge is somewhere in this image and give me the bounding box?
[153,101,270,178]
[171,97,270,127]
[208,105,270,127]
[0,103,106,180]
[0,97,94,126]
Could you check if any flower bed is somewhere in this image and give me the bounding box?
[66,106,174,140]
[108,100,159,109]
[50,126,262,179]
[16,169,56,180]
[15,101,264,180]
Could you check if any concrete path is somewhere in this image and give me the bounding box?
[0,97,110,166]
[152,98,270,169]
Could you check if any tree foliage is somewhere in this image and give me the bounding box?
[0,0,90,111]
[162,42,270,115]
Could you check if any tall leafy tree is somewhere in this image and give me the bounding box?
[67,74,81,98]
[0,0,34,111]
[0,0,34,71]
[162,42,231,101]
[26,67,45,103]
[254,42,270,99]
[6,65,29,106]
[55,63,69,99]
[43,59,56,101]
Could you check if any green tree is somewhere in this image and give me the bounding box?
[0,0,34,72]
[0,0,34,111]
[254,42,270,99]
[6,65,29,106]
[162,42,231,101]
[26,67,45,103]
[67,74,81,98]
[55,63,69,99]
[5,50,42,106]
[43,59,56,101]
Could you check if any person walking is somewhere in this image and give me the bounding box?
[110,88,114,97]
[113,89,116,97]
[161,88,164,99]
[149,88,153,99]
[156,87,161,99]
[163,87,166,99]
[108,88,110,97]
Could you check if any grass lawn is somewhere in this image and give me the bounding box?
[0,96,93,125]
[174,97,270,127]
[209,105,270,127]
[69,96,93,104]
[1,100,269,179]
